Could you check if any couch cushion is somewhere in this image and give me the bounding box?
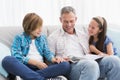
[0,27,23,48]
[46,25,86,37]
[0,26,47,48]
[107,27,120,56]
[0,42,10,77]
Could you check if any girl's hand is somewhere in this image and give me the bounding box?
[36,62,48,69]
[99,52,107,57]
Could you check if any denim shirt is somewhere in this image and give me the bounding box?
[11,32,54,64]
[92,36,117,55]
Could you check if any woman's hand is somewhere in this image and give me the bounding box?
[36,61,48,69]
[63,57,70,62]
[52,57,65,63]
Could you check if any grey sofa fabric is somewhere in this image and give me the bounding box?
[0,25,86,47]
[0,27,23,47]
[0,26,48,47]
[0,24,119,80]
[0,74,7,80]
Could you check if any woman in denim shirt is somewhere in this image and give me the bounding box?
[2,13,70,80]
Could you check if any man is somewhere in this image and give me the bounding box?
[48,6,120,80]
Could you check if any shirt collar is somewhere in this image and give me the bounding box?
[60,27,79,36]
[23,32,41,44]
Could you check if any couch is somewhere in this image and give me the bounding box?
[0,24,120,80]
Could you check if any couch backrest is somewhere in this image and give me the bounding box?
[0,25,86,47]
[0,24,120,55]
[0,26,48,47]
[0,27,23,47]
[107,25,120,56]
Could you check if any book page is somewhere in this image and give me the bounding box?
[83,54,103,60]
[68,54,103,63]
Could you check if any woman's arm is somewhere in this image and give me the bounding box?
[28,59,48,69]
[42,35,55,62]
[11,35,29,64]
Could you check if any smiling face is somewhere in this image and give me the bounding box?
[88,19,102,37]
[30,26,42,39]
[60,12,77,34]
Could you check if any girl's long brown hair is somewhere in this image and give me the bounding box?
[89,17,107,52]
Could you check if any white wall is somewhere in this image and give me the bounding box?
[0,0,120,27]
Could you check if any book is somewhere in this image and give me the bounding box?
[68,54,103,63]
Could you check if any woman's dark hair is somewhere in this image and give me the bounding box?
[89,17,107,52]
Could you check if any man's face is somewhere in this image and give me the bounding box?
[60,12,77,34]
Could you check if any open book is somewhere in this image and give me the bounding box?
[68,54,103,63]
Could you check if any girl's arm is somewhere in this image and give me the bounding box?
[106,42,114,55]
[89,44,102,55]
[89,45,106,56]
